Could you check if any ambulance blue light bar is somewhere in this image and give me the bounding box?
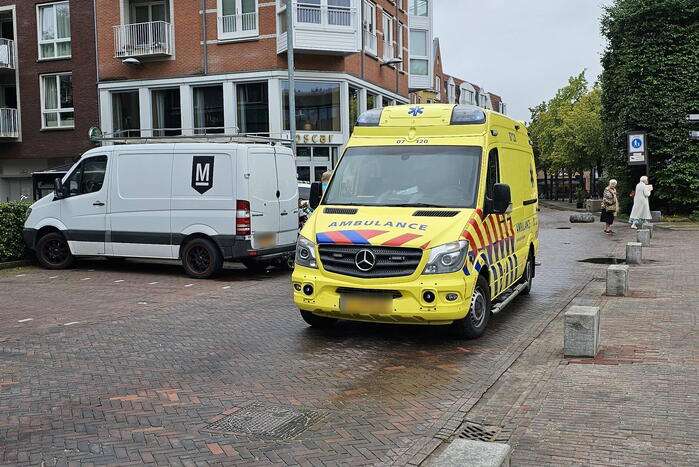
[356,109,384,127]
[450,106,487,125]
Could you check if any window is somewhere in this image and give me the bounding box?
[363,1,376,55]
[41,73,73,129]
[366,92,377,110]
[435,76,441,100]
[193,85,224,134]
[283,81,341,132]
[295,146,338,183]
[112,91,140,137]
[408,0,428,16]
[297,0,321,24]
[485,149,499,201]
[219,0,258,36]
[349,86,359,133]
[397,21,404,70]
[409,29,428,76]
[151,88,181,136]
[65,156,108,197]
[37,2,71,59]
[328,0,351,26]
[130,0,168,23]
[382,13,394,60]
[237,81,269,134]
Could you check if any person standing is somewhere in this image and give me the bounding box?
[630,176,653,228]
[600,179,618,234]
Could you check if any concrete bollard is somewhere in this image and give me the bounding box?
[636,229,651,247]
[564,306,601,358]
[651,211,662,222]
[429,439,512,467]
[607,264,630,296]
[586,199,602,212]
[626,242,643,265]
[646,223,654,238]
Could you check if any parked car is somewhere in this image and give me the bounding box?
[23,142,299,278]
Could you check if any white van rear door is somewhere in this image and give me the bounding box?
[247,148,280,249]
[275,148,299,246]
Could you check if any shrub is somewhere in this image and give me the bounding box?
[0,201,32,262]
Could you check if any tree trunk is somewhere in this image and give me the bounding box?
[543,170,549,199]
[568,171,574,203]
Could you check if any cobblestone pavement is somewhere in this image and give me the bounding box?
[0,208,645,466]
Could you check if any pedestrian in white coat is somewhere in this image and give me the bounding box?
[630,176,653,228]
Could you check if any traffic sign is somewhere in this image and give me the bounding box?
[686,114,699,122]
[627,132,647,166]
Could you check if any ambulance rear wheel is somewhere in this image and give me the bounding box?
[452,275,491,339]
[300,310,337,329]
[182,238,223,279]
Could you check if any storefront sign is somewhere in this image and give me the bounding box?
[295,133,336,144]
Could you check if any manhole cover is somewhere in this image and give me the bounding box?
[578,257,623,265]
[201,403,326,440]
[457,422,500,442]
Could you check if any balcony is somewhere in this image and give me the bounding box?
[0,108,19,138]
[0,38,16,70]
[219,11,258,40]
[113,21,173,58]
[277,2,359,55]
[382,41,397,62]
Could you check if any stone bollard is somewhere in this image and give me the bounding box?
[564,306,601,357]
[586,199,602,212]
[646,223,654,238]
[636,229,651,247]
[429,439,512,467]
[607,264,630,296]
[626,242,642,265]
[651,211,662,222]
[570,213,595,223]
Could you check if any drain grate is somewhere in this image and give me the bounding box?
[201,403,326,440]
[457,422,501,442]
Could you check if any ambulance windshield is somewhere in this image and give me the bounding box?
[323,146,482,208]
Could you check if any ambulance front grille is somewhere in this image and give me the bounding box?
[318,245,423,278]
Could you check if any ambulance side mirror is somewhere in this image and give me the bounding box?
[492,183,512,214]
[309,182,323,210]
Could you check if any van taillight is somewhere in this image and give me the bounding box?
[236,200,251,235]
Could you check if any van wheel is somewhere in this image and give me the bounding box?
[300,310,337,328]
[242,259,270,273]
[182,238,223,279]
[520,254,534,295]
[452,275,491,339]
[37,232,74,269]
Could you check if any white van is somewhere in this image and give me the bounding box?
[23,142,299,278]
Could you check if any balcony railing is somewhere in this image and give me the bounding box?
[219,11,258,38]
[0,108,19,138]
[383,41,396,61]
[113,21,173,58]
[295,4,353,27]
[0,38,16,70]
[364,30,377,55]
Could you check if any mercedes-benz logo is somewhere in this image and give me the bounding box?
[355,249,377,272]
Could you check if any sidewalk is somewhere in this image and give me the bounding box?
[538,199,587,212]
[442,220,699,464]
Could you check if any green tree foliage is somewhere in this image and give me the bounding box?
[600,0,699,214]
[0,201,32,262]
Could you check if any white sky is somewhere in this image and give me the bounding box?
[434,0,611,122]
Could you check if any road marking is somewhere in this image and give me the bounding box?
[80,277,91,281]
[114,280,125,283]
[16,274,27,277]
[184,284,194,287]
[49,276,58,279]
[222,286,231,289]
[18,318,33,323]
[149,281,159,285]
[137,301,148,305]
[63,322,79,326]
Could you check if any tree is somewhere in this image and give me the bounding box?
[600,0,699,214]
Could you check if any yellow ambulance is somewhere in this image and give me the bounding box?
[292,104,539,338]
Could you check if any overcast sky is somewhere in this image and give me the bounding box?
[434,0,612,122]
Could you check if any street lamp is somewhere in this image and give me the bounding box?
[286,1,297,154]
[381,57,403,67]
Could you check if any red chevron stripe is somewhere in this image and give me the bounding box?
[468,218,486,250]
[355,230,389,240]
[383,233,421,246]
[420,241,430,250]
[325,231,352,244]
[462,230,479,255]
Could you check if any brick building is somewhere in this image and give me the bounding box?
[0,0,99,201]
[410,37,507,116]
[94,0,436,183]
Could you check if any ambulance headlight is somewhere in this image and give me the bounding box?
[423,241,469,275]
[295,236,318,269]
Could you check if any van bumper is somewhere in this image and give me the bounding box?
[23,228,37,250]
[291,266,474,325]
[216,236,295,261]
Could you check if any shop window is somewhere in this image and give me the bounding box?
[237,82,269,134]
[151,88,181,136]
[112,91,140,137]
[193,85,224,134]
[349,86,359,133]
[283,81,340,132]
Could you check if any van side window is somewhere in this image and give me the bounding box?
[64,156,108,196]
[485,149,500,201]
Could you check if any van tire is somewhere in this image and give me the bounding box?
[300,310,337,328]
[182,238,223,279]
[520,253,534,295]
[242,260,270,273]
[452,275,491,339]
[36,232,74,270]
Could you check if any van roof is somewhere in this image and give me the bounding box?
[81,142,292,158]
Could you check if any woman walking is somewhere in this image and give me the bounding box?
[630,176,653,228]
[601,179,618,234]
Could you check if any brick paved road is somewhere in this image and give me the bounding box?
[0,208,622,466]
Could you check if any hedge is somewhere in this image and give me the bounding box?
[0,201,32,262]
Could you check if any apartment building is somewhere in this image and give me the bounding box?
[0,0,98,201]
[94,0,436,183]
[410,38,507,115]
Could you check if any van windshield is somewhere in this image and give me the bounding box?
[323,146,482,208]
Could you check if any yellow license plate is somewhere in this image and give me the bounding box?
[340,295,392,315]
[257,233,276,248]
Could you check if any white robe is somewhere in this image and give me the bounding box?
[630,182,652,220]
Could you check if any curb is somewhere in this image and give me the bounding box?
[0,259,33,270]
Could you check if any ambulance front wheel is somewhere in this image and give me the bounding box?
[520,253,534,296]
[300,310,337,329]
[452,275,491,339]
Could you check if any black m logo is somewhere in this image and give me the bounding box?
[191,156,215,194]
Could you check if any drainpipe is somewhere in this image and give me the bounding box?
[202,0,208,75]
[360,0,364,80]
[394,0,399,96]
[287,0,297,153]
